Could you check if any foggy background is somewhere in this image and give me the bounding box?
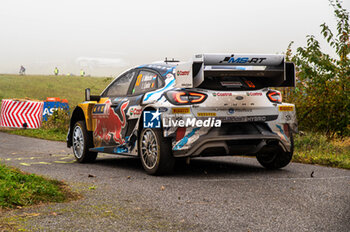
[0,0,349,76]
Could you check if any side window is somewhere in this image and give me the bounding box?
[132,70,158,95]
[105,71,135,97]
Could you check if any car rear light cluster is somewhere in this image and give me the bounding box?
[267,90,282,103]
[165,90,207,105]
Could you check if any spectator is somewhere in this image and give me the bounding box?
[19,65,26,75]
[80,69,85,77]
[54,67,59,76]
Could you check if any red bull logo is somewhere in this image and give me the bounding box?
[93,99,129,146]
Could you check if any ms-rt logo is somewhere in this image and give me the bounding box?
[143,110,161,128]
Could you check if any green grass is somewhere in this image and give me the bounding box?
[293,132,350,169]
[0,74,110,141]
[0,163,72,208]
[3,128,67,142]
[0,74,111,107]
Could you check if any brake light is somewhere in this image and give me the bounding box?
[174,92,188,104]
[267,90,282,103]
[165,90,207,105]
[189,92,206,103]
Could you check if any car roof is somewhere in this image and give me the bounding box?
[135,63,177,77]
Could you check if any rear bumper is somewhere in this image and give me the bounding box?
[172,124,291,157]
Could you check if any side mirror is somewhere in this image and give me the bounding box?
[85,88,101,102]
[85,88,91,101]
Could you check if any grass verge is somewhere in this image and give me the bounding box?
[1,128,67,142]
[293,132,350,169]
[0,163,76,209]
[0,74,110,108]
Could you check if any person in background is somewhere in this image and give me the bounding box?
[80,69,85,77]
[54,67,59,76]
[19,65,26,75]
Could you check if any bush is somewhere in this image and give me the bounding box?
[41,109,70,133]
[283,0,350,137]
[293,132,350,169]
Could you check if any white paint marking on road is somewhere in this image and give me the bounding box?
[54,160,75,164]
[20,163,31,166]
[60,156,73,160]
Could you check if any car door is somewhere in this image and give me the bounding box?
[123,69,163,139]
[92,70,136,147]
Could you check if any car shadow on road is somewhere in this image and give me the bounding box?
[93,156,144,173]
[92,155,290,177]
[173,157,291,177]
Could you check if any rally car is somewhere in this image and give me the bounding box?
[67,54,298,175]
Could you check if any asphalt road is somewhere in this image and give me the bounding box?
[0,132,349,231]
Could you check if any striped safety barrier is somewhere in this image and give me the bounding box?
[0,99,44,129]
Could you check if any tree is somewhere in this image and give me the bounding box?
[285,0,350,137]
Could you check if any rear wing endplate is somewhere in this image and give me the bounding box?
[174,53,295,88]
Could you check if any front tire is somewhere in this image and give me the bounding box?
[139,128,174,175]
[72,120,97,163]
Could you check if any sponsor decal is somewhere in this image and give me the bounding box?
[113,146,128,154]
[197,112,216,117]
[163,118,221,128]
[173,128,200,150]
[166,73,174,78]
[219,54,267,64]
[93,100,129,146]
[135,74,142,86]
[172,107,190,114]
[143,74,156,81]
[129,107,142,116]
[143,110,161,128]
[235,109,253,113]
[285,115,292,121]
[246,92,262,96]
[276,124,288,141]
[176,70,190,76]
[92,104,105,114]
[216,115,272,122]
[278,106,294,111]
[212,92,233,97]
[159,107,168,112]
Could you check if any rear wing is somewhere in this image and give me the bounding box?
[174,53,295,88]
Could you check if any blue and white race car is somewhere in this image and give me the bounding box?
[67,53,298,175]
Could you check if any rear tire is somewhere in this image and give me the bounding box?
[256,135,294,169]
[72,120,97,163]
[139,128,175,175]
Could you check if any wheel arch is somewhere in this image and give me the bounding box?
[67,106,86,147]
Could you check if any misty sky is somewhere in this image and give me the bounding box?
[0,0,349,76]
